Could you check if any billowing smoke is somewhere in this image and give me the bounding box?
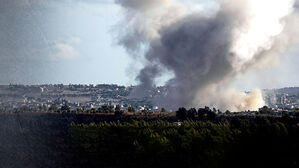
[116,0,299,111]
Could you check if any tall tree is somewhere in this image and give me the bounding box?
[176,107,187,120]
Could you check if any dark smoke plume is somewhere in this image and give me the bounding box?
[116,0,299,111]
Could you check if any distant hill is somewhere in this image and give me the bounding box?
[264,87,299,95]
[0,84,164,110]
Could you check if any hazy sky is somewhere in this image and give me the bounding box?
[0,0,299,90]
[0,0,136,85]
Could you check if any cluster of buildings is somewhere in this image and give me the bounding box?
[263,87,299,112]
[0,84,163,112]
[2,84,299,113]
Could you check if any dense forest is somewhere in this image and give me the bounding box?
[72,118,299,168]
[0,108,298,168]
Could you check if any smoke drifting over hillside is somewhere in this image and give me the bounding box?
[116,0,299,111]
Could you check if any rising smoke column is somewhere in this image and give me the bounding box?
[116,0,299,111]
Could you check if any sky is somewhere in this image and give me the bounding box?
[0,0,299,90]
[0,0,137,85]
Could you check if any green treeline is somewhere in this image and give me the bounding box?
[71,118,299,168]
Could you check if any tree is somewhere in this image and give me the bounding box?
[160,108,166,113]
[282,110,289,117]
[176,107,187,120]
[115,105,123,116]
[260,106,272,114]
[128,106,135,113]
[198,107,208,120]
[225,110,230,114]
[294,108,299,118]
[207,111,216,121]
[99,105,114,113]
[20,105,30,112]
[48,104,58,112]
[187,108,197,120]
[142,107,150,113]
[38,104,47,112]
[60,105,70,113]
[90,108,96,113]
[198,106,216,120]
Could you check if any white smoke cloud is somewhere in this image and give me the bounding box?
[229,0,295,68]
[116,0,299,111]
[194,85,265,112]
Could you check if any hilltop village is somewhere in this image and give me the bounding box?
[0,84,165,112]
[1,84,299,113]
